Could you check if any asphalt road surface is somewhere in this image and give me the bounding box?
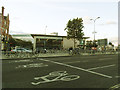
[2,54,119,89]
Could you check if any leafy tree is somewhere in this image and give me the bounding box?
[86,41,94,49]
[109,42,113,46]
[64,17,84,48]
[8,35,17,47]
[92,42,98,47]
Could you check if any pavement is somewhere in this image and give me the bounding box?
[1,53,69,60]
[1,51,118,60]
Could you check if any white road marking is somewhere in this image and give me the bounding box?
[109,84,120,90]
[87,64,115,70]
[115,76,120,78]
[39,59,112,79]
[31,71,80,85]
[65,61,81,64]
[99,58,112,61]
[65,60,88,64]
[9,60,32,63]
[16,63,48,69]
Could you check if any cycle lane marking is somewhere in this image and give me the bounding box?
[39,59,112,79]
[87,64,115,70]
[31,71,80,85]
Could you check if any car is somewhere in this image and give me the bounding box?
[11,48,32,53]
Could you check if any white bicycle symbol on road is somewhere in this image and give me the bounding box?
[31,71,80,85]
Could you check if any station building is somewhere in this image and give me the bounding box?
[31,34,89,52]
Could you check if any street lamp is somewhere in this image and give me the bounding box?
[90,17,100,53]
[90,17,100,42]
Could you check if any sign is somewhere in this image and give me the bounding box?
[97,39,107,46]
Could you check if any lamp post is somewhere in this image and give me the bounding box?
[90,17,100,53]
[90,17,100,42]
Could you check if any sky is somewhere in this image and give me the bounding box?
[0,0,118,45]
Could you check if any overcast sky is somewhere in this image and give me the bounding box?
[0,0,118,45]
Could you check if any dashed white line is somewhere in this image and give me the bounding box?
[87,64,115,70]
[39,59,112,79]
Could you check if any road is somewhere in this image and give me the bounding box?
[2,54,119,89]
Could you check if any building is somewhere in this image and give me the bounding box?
[11,34,33,43]
[0,6,10,50]
[31,34,89,52]
[0,13,1,31]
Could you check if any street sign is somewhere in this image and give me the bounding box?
[97,39,107,46]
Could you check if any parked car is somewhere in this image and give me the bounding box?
[11,48,32,53]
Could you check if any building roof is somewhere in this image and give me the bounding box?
[11,34,34,43]
[12,34,32,37]
[31,34,65,38]
[31,34,89,39]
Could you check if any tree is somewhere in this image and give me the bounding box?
[8,35,17,47]
[64,17,84,48]
[109,42,113,46]
[86,41,93,48]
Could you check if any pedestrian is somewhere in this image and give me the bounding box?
[44,49,47,54]
[101,46,104,53]
[69,47,73,55]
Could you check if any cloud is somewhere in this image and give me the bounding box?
[105,21,117,25]
[99,21,117,25]
[6,0,37,3]
[83,17,117,26]
[83,16,101,24]
[83,16,93,24]
[42,0,118,3]
[6,0,118,4]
